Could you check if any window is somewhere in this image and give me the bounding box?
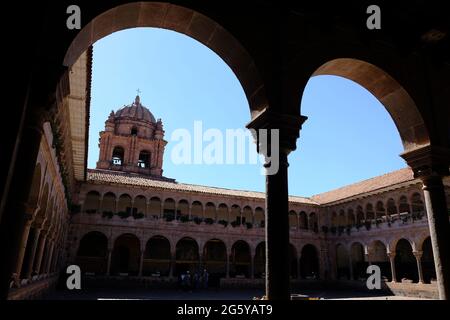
[112,147,124,166]
[131,127,138,135]
[138,150,151,168]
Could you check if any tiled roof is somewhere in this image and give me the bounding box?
[310,167,416,204]
[87,169,317,205]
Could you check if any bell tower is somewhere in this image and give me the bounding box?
[96,95,167,177]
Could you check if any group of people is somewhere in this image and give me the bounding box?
[179,269,209,291]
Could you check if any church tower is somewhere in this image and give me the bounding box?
[96,95,167,177]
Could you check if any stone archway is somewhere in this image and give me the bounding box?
[300,244,319,280]
[308,58,429,151]
[76,231,108,275]
[63,2,267,116]
[111,233,141,276]
[143,235,171,277]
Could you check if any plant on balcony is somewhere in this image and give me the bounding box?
[218,220,228,227]
[204,218,214,225]
[118,211,131,219]
[231,220,240,228]
[133,212,144,219]
[364,220,371,230]
[179,215,189,223]
[165,215,174,222]
[321,226,328,234]
[346,225,351,235]
[193,217,202,224]
[102,211,113,219]
[338,226,345,236]
[86,209,97,214]
[330,226,337,234]
[246,222,253,229]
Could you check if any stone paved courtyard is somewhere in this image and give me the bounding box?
[42,287,431,300]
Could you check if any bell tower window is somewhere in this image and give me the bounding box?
[131,126,138,136]
[138,150,151,168]
[112,146,124,166]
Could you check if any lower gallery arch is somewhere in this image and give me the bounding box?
[395,238,418,282]
[300,244,319,279]
[335,244,350,280]
[370,240,390,281]
[143,235,171,277]
[230,240,251,278]
[350,242,366,280]
[422,237,436,283]
[254,242,265,278]
[203,239,227,286]
[175,237,199,276]
[111,233,141,276]
[76,231,108,275]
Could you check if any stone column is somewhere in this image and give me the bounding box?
[413,251,424,284]
[138,250,144,277]
[45,240,55,274]
[246,109,306,300]
[169,250,176,278]
[106,249,112,276]
[402,146,450,299]
[13,213,34,280]
[34,231,48,274]
[25,227,42,279]
[226,249,230,279]
[348,255,354,280]
[388,252,397,283]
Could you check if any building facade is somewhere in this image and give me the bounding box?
[7,94,450,299]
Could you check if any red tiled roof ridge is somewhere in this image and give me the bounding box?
[310,167,416,204]
[86,168,317,204]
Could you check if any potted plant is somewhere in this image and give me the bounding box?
[133,212,144,219]
[364,220,371,231]
[231,220,240,228]
[218,220,228,227]
[118,211,130,219]
[204,218,214,225]
[193,217,202,224]
[102,211,113,219]
[179,215,189,223]
[246,222,253,229]
[346,225,351,235]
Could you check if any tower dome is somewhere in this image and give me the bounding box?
[114,95,156,123]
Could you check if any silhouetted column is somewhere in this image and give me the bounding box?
[106,249,112,276]
[34,231,47,274]
[413,251,424,284]
[348,255,354,280]
[45,240,55,274]
[169,251,176,278]
[25,227,42,279]
[138,250,144,277]
[388,252,397,283]
[402,146,450,299]
[247,109,306,300]
[13,212,34,280]
[226,250,230,279]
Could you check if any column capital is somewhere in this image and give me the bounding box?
[400,145,450,178]
[387,252,396,259]
[246,108,307,154]
[413,251,423,259]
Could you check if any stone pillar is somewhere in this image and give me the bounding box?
[138,250,144,277]
[45,240,55,274]
[348,255,354,280]
[25,227,42,279]
[34,231,48,274]
[388,252,397,283]
[226,249,230,279]
[413,251,424,284]
[169,250,176,278]
[106,249,112,276]
[13,213,34,280]
[246,109,306,300]
[402,146,450,299]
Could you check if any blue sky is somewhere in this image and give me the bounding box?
[88,28,406,197]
